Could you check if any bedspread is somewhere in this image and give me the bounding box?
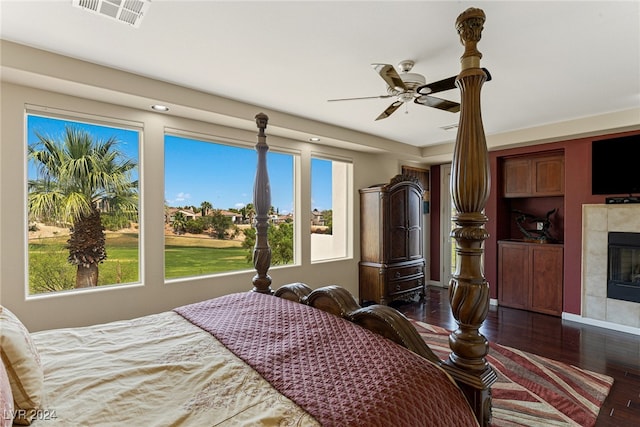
[32,311,318,426]
[175,292,479,427]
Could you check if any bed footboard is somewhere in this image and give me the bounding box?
[276,283,441,364]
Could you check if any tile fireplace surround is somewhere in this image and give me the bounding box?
[580,204,640,335]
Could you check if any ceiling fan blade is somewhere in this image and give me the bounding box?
[417,68,492,95]
[414,95,460,113]
[327,95,393,102]
[375,100,403,121]
[482,67,492,82]
[372,63,406,92]
[416,75,456,95]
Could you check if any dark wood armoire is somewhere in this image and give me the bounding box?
[359,174,425,305]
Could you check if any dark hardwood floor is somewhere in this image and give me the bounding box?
[392,286,640,427]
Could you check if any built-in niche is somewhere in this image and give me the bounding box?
[507,197,564,243]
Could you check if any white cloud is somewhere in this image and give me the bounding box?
[174,192,191,202]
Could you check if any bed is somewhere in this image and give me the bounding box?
[1,7,495,427]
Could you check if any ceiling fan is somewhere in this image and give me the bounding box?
[328,60,486,121]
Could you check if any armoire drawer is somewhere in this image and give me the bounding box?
[387,276,424,296]
[388,262,424,281]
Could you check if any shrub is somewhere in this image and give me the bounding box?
[242,222,293,265]
[29,241,76,293]
[101,212,132,231]
[184,219,204,234]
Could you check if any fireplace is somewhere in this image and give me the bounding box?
[582,204,639,333]
[608,232,640,303]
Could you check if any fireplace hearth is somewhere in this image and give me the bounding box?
[608,232,640,303]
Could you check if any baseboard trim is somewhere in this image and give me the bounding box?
[562,312,640,336]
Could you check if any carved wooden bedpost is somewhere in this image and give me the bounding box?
[252,113,273,294]
[441,8,497,426]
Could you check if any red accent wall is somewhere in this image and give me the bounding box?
[486,130,639,315]
[431,130,640,315]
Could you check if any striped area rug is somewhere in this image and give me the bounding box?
[410,320,614,427]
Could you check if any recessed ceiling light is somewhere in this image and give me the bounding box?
[440,123,458,131]
[151,104,169,112]
[309,137,321,142]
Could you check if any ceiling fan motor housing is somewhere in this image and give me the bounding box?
[387,72,426,95]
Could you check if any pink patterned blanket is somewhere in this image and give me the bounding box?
[175,292,477,427]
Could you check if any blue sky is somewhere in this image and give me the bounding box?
[27,115,332,215]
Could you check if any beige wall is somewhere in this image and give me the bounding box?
[0,78,415,331]
[3,42,638,331]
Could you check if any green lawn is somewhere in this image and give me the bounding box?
[28,232,252,294]
[164,245,251,279]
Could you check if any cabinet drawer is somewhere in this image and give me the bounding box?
[387,276,424,296]
[388,263,424,281]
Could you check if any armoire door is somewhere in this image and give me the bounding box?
[406,185,423,260]
[388,187,409,263]
[387,184,423,263]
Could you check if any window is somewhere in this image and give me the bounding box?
[164,134,295,279]
[26,113,140,295]
[310,157,352,261]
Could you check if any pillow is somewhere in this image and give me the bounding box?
[0,306,44,425]
[0,361,13,427]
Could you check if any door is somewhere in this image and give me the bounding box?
[441,164,457,288]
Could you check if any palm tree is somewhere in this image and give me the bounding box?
[172,211,187,235]
[200,201,212,216]
[28,126,138,288]
[244,203,256,224]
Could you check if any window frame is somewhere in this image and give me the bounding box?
[24,106,144,298]
[163,129,299,281]
[309,153,354,263]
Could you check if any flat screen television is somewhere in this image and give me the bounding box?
[591,134,640,195]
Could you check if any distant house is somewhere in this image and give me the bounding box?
[311,209,324,226]
[165,207,200,224]
[218,210,240,224]
[275,213,293,224]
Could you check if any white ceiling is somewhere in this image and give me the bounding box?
[1,1,639,151]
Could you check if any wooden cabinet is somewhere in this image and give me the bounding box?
[498,240,563,316]
[359,175,425,305]
[503,154,564,197]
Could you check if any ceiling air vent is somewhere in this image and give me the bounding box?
[72,0,150,28]
[440,123,459,132]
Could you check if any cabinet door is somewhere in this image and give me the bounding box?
[498,243,530,310]
[406,186,423,260]
[533,156,564,196]
[503,158,531,197]
[388,187,414,263]
[388,186,423,262]
[530,245,563,315]
[503,154,564,197]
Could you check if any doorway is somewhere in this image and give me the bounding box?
[440,164,457,288]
